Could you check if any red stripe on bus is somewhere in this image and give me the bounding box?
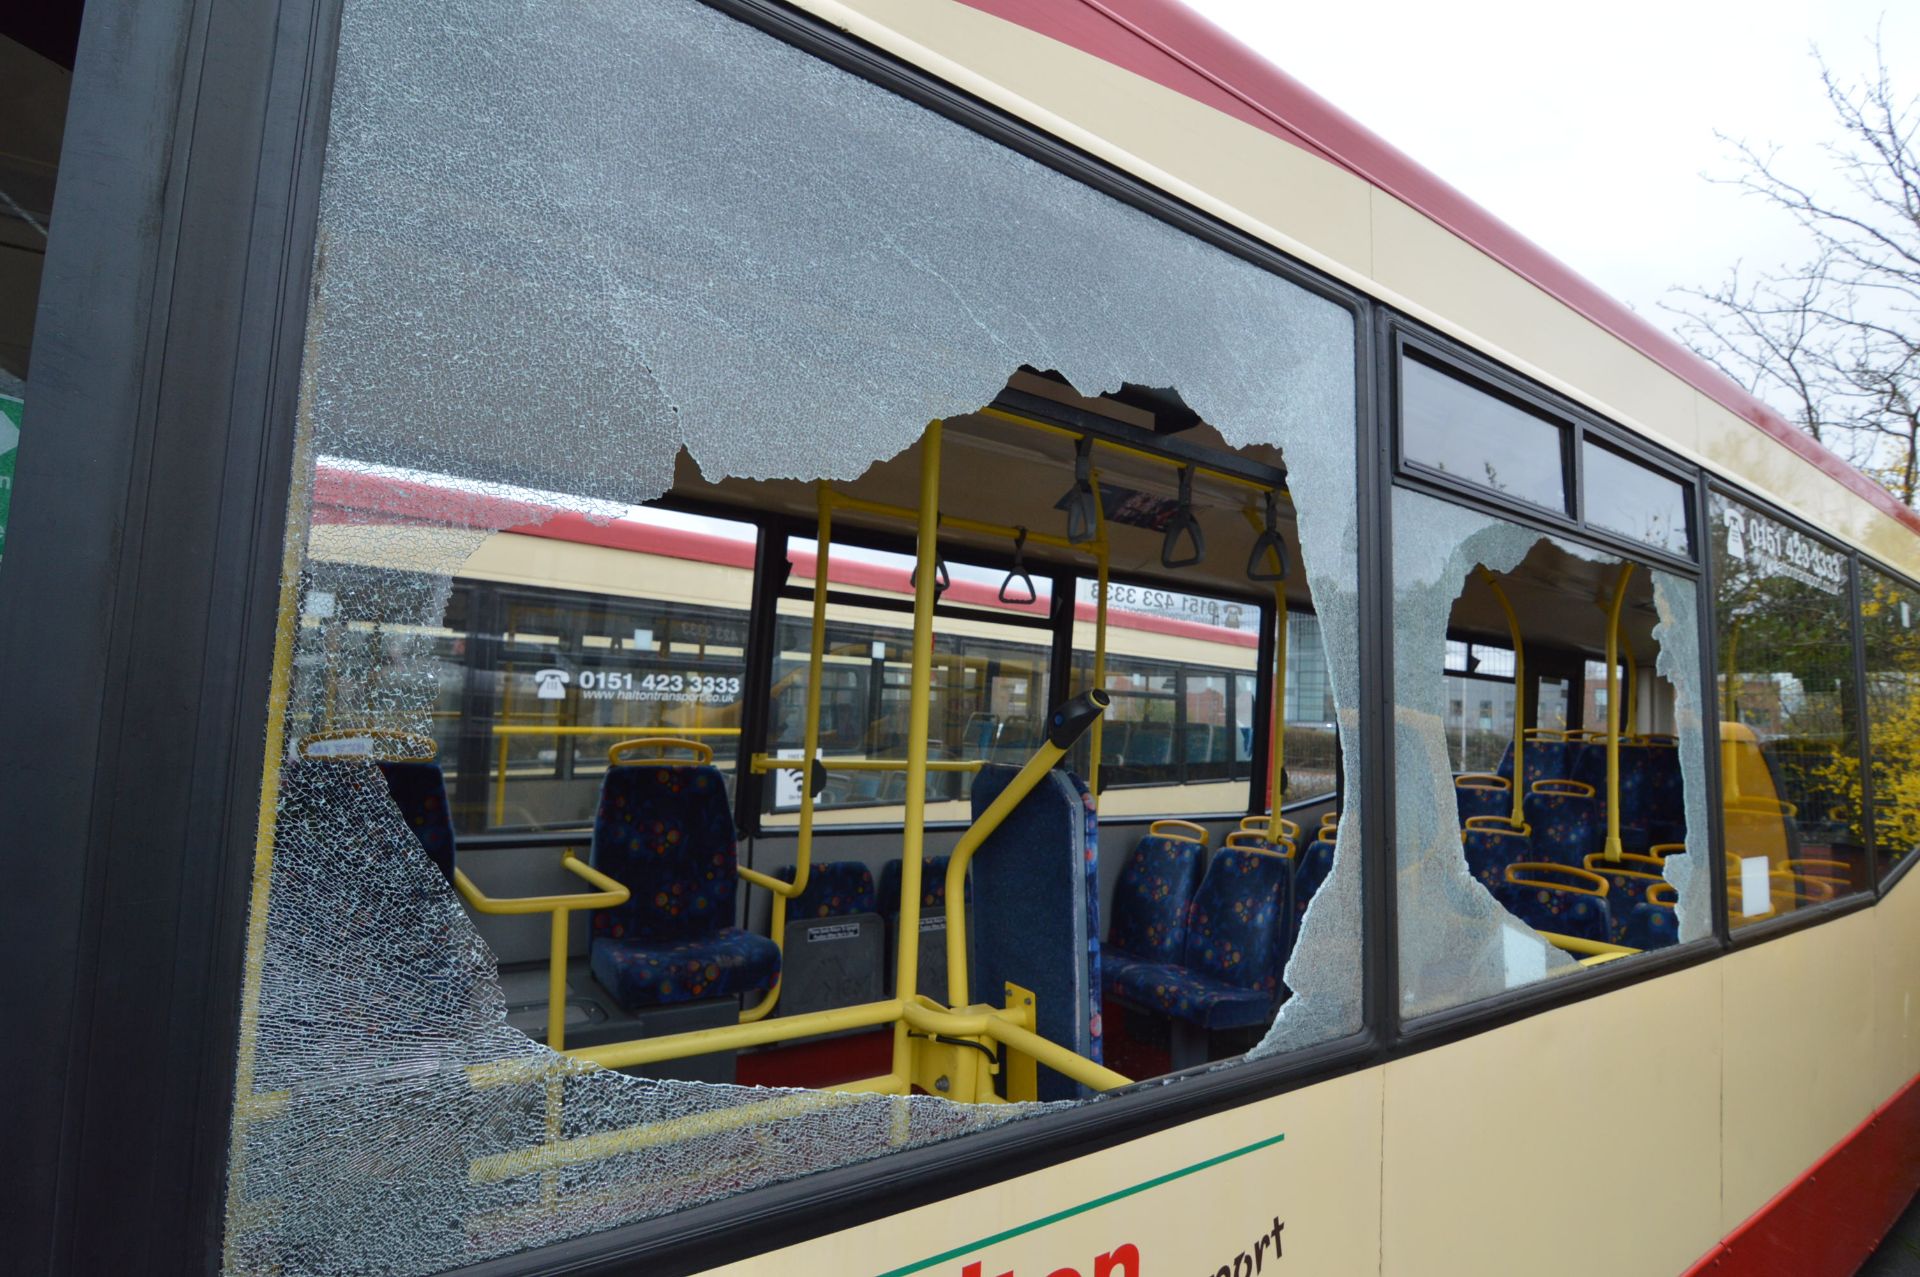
[1681,1070,1920,1276]
[952,0,1920,536]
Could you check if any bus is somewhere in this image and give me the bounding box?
[6,1,1919,1275]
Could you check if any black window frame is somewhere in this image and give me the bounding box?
[1390,323,1702,577]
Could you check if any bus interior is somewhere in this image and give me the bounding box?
[277,356,1859,1107]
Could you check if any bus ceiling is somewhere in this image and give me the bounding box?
[668,369,1306,607]
[1448,540,1664,662]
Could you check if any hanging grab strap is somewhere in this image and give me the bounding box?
[999,526,1037,605]
[1160,464,1205,569]
[1245,491,1289,582]
[1058,435,1099,545]
[909,523,950,600]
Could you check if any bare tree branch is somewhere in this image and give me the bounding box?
[1664,34,1920,506]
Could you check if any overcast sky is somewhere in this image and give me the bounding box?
[1180,1,1919,329]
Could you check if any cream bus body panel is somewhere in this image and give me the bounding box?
[694,874,1920,1276]
[793,0,1920,583]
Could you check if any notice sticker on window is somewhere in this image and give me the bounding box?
[1740,856,1773,916]
[1502,924,1547,987]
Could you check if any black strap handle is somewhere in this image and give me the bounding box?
[1060,435,1098,545]
[999,527,1037,605]
[1245,491,1290,582]
[1160,465,1205,569]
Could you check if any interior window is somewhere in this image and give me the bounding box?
[1400,351,1569,513]
[1712,492,1867,922]
[1393,485,1709,1019]
[762,536,1053,826]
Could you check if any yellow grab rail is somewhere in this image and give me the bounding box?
[1148,819,1210,844]
[1602,563,1636,861]
[453,849,629,1051]
[608,736,712,765]
[1477,567,1528,828]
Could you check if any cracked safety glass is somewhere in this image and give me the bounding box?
[1392,487,1708,1020]
[222,0,1365,1270]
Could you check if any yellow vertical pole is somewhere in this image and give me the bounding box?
[894,421,942,1072]
[1624,647,1638,738]
[1476,567,1527,828]
[794,483,831,898]
[1722,622,1743,803]
[1087,467,1110,800]
[1603,564,1636,861]
[1090,546,1109,799]
[493,734,509,827]
[741,487,835,1026]
[547,908,570,1051]
[1266,590,1288,843]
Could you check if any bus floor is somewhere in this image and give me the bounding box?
[735,1028,894,1090]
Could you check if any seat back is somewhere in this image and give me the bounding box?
[1106,832,1206,964]
[376,760,458,882]
[969,765,1101,1100]
[1524,780,1600,866]
[1181,846,1295,998]
[589,761,739,943]
[1293,837,1338,932]
[1492,864,1614,945]
[1129,728,1173,767]
[775,860,877,918]
[1498,732,1571,791]
[1454,774,1512,826]
[1622,901,1678,951]
[1583,852,1667,944]
[1461,821,1532,892]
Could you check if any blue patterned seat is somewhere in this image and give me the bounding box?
[1102,831,1208,996]
[1583,853,1667,944]
[1498,735,1571,793]
[1492,867,1614,946]
[1572,740,1662,854]
[1107,846,1294,1031]
[376,760,457,882]
[1461,823,1532,892]
[1524,782,1601,866]
[1621,901,1678,950]
[774,859,877,918]
[969,766,1102,1100]
[1643,742,1686,847]
[1291,837,1338,934]
[1105,832,1206,965]
[1455,776,1512,826]
[876,854,967,915]
[588,761,778,1011]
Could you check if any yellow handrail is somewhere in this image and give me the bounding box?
[609,736,712,765]
[488,725,741,737]
[453,850,630,1051]
[1477,566,1527,828]
[1148,819,1210,844]
[1602,564,1636,861]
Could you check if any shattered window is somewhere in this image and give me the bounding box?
[1861,564,1920,880]
[1711,493,1867,922]
[223,0,1364,1270]
[1393,487,1710,1020]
